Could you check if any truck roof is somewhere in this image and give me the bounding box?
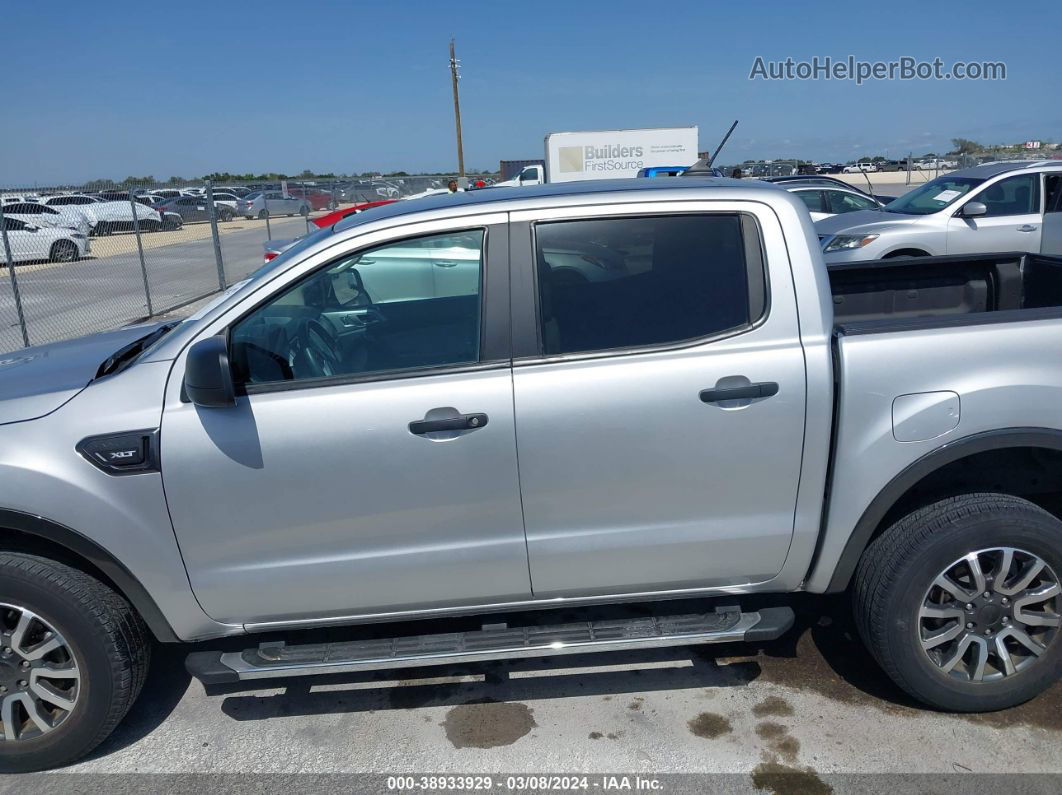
[948,160,1062,179]
[334,177,786,233]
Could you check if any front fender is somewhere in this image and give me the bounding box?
[0,361,240,642]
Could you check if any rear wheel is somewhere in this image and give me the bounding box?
[0,554,150,772]
[48,241,78,263]
[220,209,233,222]
[257,210,267,220]
[854,494,1061,712]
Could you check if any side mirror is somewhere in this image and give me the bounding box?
[961,201,987,218]
[184,336,236,407]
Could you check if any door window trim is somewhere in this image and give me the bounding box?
[509,205,770,364]
[1043,172,1062,214]
[208,222,510,396]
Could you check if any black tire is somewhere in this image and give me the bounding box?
[299,205,309,217]
[220,209,233,222]
[48,241,79,263]
[257,210,267,220]
[0,553,150,772]
[854,493,1062,712]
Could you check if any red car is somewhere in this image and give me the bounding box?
[310,199,397,229]
[263,200,399,262]
[285,187,334,211]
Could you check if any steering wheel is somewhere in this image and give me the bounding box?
[293,318,342,378]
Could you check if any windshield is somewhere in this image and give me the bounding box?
[244,191,262,200]
[882,176,984,215]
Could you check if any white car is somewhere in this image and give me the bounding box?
[842,162,878,173]
[43,195,162,235]
[210,192,241,212]
[1,216,89,262]
[402,188,453,201]
[2,201,92,236]
[787,186,884,222]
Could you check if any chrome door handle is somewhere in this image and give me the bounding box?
[1017,225,1038,232]
[434,260,459,268]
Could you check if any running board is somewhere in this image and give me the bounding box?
[186,606,793,685]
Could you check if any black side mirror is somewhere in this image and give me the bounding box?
[184,335,236,407]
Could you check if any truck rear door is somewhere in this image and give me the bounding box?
[508,201,807,597]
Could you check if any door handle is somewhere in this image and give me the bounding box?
[700,382,779,404]
[434,260,459,268]
[408,413,488,435]
[1017,225,1038,232]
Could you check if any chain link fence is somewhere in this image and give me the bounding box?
[0,175,462,353]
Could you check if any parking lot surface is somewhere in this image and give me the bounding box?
[26,596,1058,785]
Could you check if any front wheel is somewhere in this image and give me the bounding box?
[48,241,79,263]
[0,554,150,772]
[854,493,1061,712]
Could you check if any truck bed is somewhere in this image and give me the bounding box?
[828,252,1062,332]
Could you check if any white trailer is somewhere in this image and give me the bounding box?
[497,126,700,186]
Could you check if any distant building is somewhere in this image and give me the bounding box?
[1024,140,1042,149]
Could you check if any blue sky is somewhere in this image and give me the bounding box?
[4,0,1059,185]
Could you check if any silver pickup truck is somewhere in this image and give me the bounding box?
[1,179,1060,771]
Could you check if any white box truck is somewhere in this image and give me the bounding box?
[497,126,699,187]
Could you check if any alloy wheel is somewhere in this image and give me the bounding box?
[919,547,1060,682]
[0,604,81,741]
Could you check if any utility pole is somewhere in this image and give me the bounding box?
[449,38,465,178]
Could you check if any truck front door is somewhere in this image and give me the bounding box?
[509,204,807,597]
[160,217,531,626]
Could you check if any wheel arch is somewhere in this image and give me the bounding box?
[0,508,179,643]
[881,247,932,259]
[824,428,1062,593]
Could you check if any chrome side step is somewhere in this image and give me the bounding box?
[186,606,794,684]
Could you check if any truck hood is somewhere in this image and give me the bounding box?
[0,323,165,425]
[814,209,922,237]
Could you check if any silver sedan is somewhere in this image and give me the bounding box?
[236,191,310,220]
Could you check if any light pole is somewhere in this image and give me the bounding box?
[449,38,465,178]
